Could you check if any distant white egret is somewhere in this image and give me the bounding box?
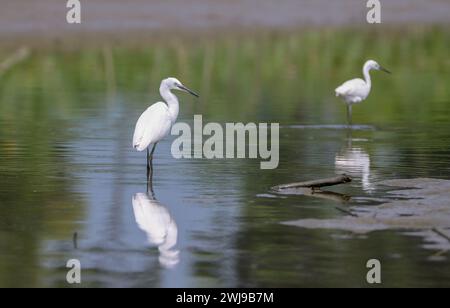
[335,60,391,125]
[133,77,199,177]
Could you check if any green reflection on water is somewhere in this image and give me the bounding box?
[1,27,448,123]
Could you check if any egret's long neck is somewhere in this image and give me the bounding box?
[160,86,179,123]
[363,64,372,89]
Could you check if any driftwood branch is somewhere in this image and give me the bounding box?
[432,228,450,242]
[272,174,352,191]
[275,187,351,203]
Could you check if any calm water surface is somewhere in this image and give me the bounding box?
[0,28,449,287]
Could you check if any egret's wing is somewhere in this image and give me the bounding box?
[335,78,366,97]
[132,102,172,151]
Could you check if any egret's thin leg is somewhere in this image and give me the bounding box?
[150,143,157,158]
[347,104,353,127]
[147,148,150,176]
[147,143,157,182]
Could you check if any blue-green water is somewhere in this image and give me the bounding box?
[0,28,449,287]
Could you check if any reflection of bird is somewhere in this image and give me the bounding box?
[335,60,391,125]
[132,78,199,178]
[132,193,179,268]
[335,144,373,193]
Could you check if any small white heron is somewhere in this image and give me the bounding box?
[133,77,199,177]
[335,60,391,125]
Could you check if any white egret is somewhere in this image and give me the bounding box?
[133,77,199,177]
[335,60,391,125]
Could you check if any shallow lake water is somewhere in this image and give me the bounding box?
[0,28,449,287]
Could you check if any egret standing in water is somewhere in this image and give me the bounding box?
[335,60,391,126]
[133,77,199,178]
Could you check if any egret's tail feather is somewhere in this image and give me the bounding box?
[335,87,344,97]
[133,142,144,152]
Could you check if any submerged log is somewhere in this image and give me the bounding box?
[272,174,352,191]
[73,232,78,249]
[274,187,351,203]
[335,206,358,217]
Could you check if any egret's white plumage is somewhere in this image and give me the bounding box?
[133,102,173,152]
[335,60,390,124]
[335,78,369,104]
[132,77,198,174]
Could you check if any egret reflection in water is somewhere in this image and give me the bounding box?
[132,192,180,269]
[335,136,374,193]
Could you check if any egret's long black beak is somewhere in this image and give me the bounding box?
[380,66,391,74]
[178,85,199,98]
